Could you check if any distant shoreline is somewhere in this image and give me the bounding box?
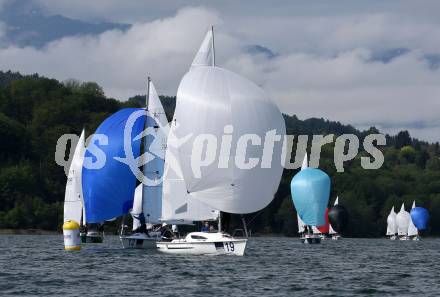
[0,229,438,238]
[0,229,60,235]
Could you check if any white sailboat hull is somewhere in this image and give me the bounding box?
[120,232,161,249]
[156,232,247,256]
[331,234,341,240]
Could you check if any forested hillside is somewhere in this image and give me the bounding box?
[1,71,440,236]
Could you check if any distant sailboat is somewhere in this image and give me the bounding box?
[63,129,102,243]
[407,201,419,241]
[386,206,397,240]
[328,197,348,240]
[82,103,149,243]
[291,154,331,244]
[396,203,411,240]
[156,27,286,255]
[296,154,325,241]
[328,200,348,240]
[119,78,169,249]
[328,197,338,239]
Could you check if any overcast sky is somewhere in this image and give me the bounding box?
[1,0,439,142]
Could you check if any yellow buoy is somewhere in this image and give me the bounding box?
[63,220,81,251]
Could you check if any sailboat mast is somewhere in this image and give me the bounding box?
[146,76,151,110]
[211,26,220,231]
[218,211,222,232]
[211,26,215,67]
[140,77,151,221]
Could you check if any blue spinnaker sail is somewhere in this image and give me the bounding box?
[290,168,330,226]
[410,207,429,230]
[83,108,145,223]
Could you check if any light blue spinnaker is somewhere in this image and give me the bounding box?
[82,108,146,223]
[290,168,330,227]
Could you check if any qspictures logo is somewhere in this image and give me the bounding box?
[55,112,386,185]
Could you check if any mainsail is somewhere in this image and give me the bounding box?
[407,201,418,237]
[396,203,410,236]
[171,28,286,214]
[140,80,168,224]
[64,129,86,223]
[386,206,397,236]
[82,108,146,223]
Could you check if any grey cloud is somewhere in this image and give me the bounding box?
[1,4,440,142]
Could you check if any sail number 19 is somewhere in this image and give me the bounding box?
[224,241,235,252]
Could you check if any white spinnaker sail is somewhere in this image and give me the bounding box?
[64,130,85,223]
[141,81,169,224]
[161,120,219,222]
[329,196,339,235]
[408,201,418,237]
[396,203,410,236]
[174,30,286,214]
[386,206,397,235]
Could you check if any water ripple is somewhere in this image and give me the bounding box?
[1,236,440,296]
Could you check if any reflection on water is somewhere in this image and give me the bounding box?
[0,236,439,296]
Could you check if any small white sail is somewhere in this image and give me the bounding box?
[148,81,170,131]
[386,206,397,235]
[312,226,321,234]
[407,201,418,237]
[174,29,286,214]
[329,196,339,235]
[297,153,307,233]
[396,203,410,236]
[329,196,340,234]
[64,130,86,223]
[328,224,336,235]
[301,153,308,170]
[191,28,214,67]
[131,184,143,231]
[297,215,305,233]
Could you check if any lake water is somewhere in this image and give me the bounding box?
[1,235,439,296]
